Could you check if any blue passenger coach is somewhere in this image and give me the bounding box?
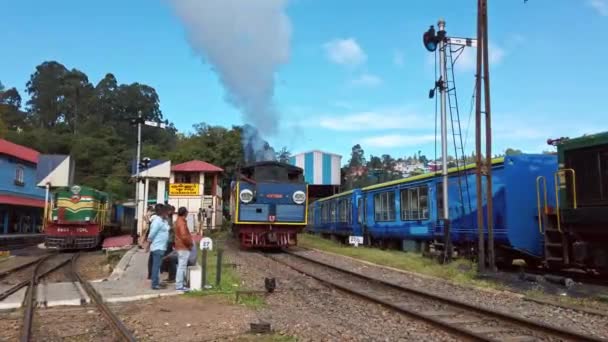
[311,154,558,263]
[309,189,363,241]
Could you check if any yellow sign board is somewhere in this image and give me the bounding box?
[169,183,200,196]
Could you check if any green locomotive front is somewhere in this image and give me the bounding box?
[44,185,116,249]
[545,132,608,273]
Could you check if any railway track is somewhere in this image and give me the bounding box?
[266,250,606,342]
[18,252,136,342]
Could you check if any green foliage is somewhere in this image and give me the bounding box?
[1,61,251,200]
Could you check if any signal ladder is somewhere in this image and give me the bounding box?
[442,42,473,217]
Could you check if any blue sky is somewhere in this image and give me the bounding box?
[1,0,607,164]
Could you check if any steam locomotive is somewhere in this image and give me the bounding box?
[230,161,308,248]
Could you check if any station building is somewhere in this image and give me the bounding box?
[288,150,342,200]
[168,160,223,233]
[0,139,46,234]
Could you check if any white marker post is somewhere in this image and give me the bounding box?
[200,237,213,289]
[349,236,363,247]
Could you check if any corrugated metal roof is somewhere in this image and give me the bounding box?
[0,139,39,164]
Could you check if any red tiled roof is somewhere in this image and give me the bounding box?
[171,160,223,172]
[0,139,39,164]
[0,195,45,208]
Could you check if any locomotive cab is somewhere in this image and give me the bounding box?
[545,132,608,273]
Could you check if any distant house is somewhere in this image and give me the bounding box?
[0,139,46,234]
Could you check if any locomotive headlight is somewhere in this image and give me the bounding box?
[239,189,254,203]
[292,190,306,204]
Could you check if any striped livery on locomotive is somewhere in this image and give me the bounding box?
[44,185,120,249]
[230,161,308,248]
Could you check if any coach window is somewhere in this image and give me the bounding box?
[321,203,327,224]
[401,186,429,220]
[436,184,445,219]
[348,199,353,224]
[357,198,364,224]
[374,191,395,221]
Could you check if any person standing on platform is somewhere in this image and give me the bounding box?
[147,205,170,290]
[174,207,193,291]
[147,203,164,280]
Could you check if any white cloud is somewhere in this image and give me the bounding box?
[589,0,608,16]
[318,109,432,131]
[361,134,436,148]
[393,50,405,68]
[350,73,383,88]
[323,38,367,66]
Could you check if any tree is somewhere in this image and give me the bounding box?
[505,148,522,156]
[276,147,291,163]
[347,144,365,168]
[0,85,27,130]
[26,61,69,129]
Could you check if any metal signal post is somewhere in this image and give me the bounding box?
[424,20,477,262]
[130,111,169,240]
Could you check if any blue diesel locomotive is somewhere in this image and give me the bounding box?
[230,161,308,248]
[309,154,558,265]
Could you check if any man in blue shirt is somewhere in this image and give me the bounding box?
[147,205,170,290]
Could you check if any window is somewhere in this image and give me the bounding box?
[437,183,445,219]
[401,186,429,220]
[204,175,214,195]
[175,172,199,184]
[330,202,336,222]
[374,191,396,221]
[321,203,329,223]
[357,198,364,224]
[15,166,24,185]
[337,198,353,223]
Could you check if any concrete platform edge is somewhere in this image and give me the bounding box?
[104,291,181,303]
[108,246,138,281]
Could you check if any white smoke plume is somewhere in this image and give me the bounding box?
[169,0,291,157]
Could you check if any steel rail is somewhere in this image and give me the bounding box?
[20,253,58,342]
[0,254,71,302]
[275,251,606,342]
[70,253,136,342]
[0,255,48,280]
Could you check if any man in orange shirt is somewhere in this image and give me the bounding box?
[174,207,193,291]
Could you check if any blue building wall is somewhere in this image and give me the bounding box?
[0,156,45,234]
[0,157,45,199]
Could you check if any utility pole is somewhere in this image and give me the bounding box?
[133,110,143,244]
[482,0,495,272]
[475,0,495,272]
[130,111,168,243]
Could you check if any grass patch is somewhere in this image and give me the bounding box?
[106,250,126,268]
[186,234,267,309]
[299,233,501,290]
[236,292,266,310]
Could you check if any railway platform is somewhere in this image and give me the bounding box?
[0,233,45,250]
[0,247,184,310]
